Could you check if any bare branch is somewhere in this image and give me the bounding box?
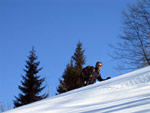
[111,0,150,71]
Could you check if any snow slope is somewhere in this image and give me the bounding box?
[4,66,150,113]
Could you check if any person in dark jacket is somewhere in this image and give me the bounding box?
[88,62,110,84]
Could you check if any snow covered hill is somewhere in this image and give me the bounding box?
[4,66,150,113]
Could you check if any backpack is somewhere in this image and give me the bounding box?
[81,66,95,86]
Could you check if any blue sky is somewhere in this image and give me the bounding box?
[0,0,137,108]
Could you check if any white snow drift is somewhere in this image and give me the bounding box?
[4,66,150,113]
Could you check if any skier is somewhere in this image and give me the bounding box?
[81,62,111,86]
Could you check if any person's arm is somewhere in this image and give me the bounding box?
[97,72,111,81]
[97,73,103,81]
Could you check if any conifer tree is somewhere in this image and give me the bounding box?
[72,41,86,88]
[57,41,86,94]
[13,47,48,108]
[56,59,75,94]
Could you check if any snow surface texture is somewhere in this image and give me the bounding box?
[4,66,150,113]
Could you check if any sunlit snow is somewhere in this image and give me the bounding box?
[4,66,150,113]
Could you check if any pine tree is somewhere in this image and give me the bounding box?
[56,59,75,94]
[72,41,86,88]
[13,47,48,108]
[57,41,86,94]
